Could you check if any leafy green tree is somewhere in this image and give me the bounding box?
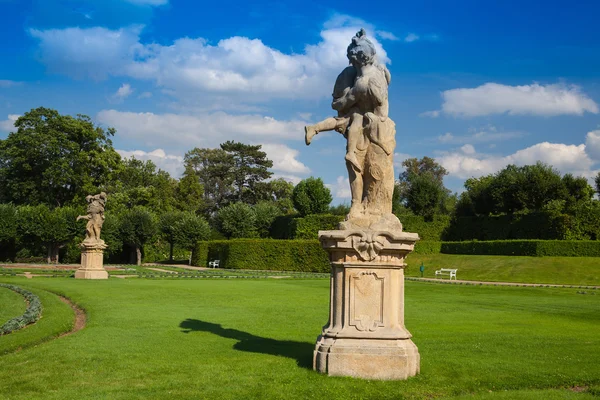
[184,147,235,214]
[16,205,80,263]
[119,207,157,265]
[0,107,121,206]
[173,213,211,263]
[106,158,176,214]
[158,211,185,261]
[329,203,351,216]
[405,173,446,221]
[397,157,453,217]
[253,178,295,214]
[292,177,332,216]
[217,202,257,238]
[220,141,273,203]
[253,201,282,238]
[174,164,205,214]
[595,172,600,196]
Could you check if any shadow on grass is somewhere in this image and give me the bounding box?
[179,319,314,369]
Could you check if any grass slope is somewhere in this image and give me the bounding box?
[0,277,598,399]
[0,286,26,325]
[406,254,600,285]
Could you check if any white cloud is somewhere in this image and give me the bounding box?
[419,110,439,118]
[261,143,310,174]
[112,83,134,102]
[585,130,600,161]
[437,127,525,144]
[96,109,305,150]
[376,30,399,41]
[0,80,22,88]
[137,91,152,99]
[439,142,595,180]
[0,114,19,133]
[425,83,599,117]
[404,33,419,43]
[117,148,184,177]
[271,174,302,185]
[29,16,390,102]
[393,152,411,169]
[461,144,475,155]
[327,176,351,199]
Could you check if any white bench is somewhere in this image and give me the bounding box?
[208,260,220,268]
[435,268,457,280]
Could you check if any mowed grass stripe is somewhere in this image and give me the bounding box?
[0,277,598,399]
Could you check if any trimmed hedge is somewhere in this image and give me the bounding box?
[0,284,43,335]
[398,215,450,241]
[270,214,343,239]
[192,239,330,272]
[441,240,600,257]
[414,241,442,255]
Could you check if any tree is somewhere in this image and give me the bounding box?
[405,173,445,221]
[174,164,205,214]
[217,202,257,238]
[105,157,177,214]
[158,211,185,261]
[119,207,157,265]
[596,172,600,196]
[0,204,17,260]
[184,147,235,214]
[292,177,332,216]
[16,205,80,263]
[253,178,295,214]
[0,107,121,206]
[173,213,211,264]
[397,157,452,218]
[253,201,282,238]
[220,141,273,203]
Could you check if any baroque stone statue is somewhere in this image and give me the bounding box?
[306,29,420,380]
[305,29,401,231]
[77,192,107,244]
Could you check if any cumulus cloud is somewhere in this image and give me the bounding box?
[29,16,390,102]
[439,142,595,180]
[585,130,600,161]
[96,109,305,150]
[137,91,152,99]
[261,143,310,174]
[376,30,399,41]
[327,176,351,199]
[117,148,184,177]
[393,152,411,169]
[0,114,19,133]
[425,83,599,117]
[404,33,419,43]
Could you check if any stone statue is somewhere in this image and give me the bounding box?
[307,29,420,380]
[77,192,107,244]
[305,29,401,231]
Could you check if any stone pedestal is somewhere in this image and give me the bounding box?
[313,229,420,380]
[75,241,108,280]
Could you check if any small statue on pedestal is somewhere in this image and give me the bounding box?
[75,192,108,279]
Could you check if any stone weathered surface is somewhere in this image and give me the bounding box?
[313,230,420,380]
[75,192,108,280]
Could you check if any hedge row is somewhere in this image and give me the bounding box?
[399,215,450,241]
[192,239,330,272]
[0,284,43,335]
[270,214,343,239]
[440,240,600,257]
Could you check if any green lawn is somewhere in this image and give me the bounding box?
[0,285,26,325]
[0,276,598,399]
[407,254,600,285]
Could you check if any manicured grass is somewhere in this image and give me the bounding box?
[0,284,74,355]
[0,285,26,325]
[0,276,598,399]
[406,254,600,285]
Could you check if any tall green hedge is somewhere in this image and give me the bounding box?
[270,214,343,239]
[192,239,330,272]
[398,215,450,241]
[440,240,600,257]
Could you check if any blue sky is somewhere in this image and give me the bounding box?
[1,0,600,203]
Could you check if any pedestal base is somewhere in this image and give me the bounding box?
[314,229,420,380]
[75,241,108,280]
[314,336,420,380]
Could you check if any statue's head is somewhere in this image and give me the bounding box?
[347,29,376,66]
